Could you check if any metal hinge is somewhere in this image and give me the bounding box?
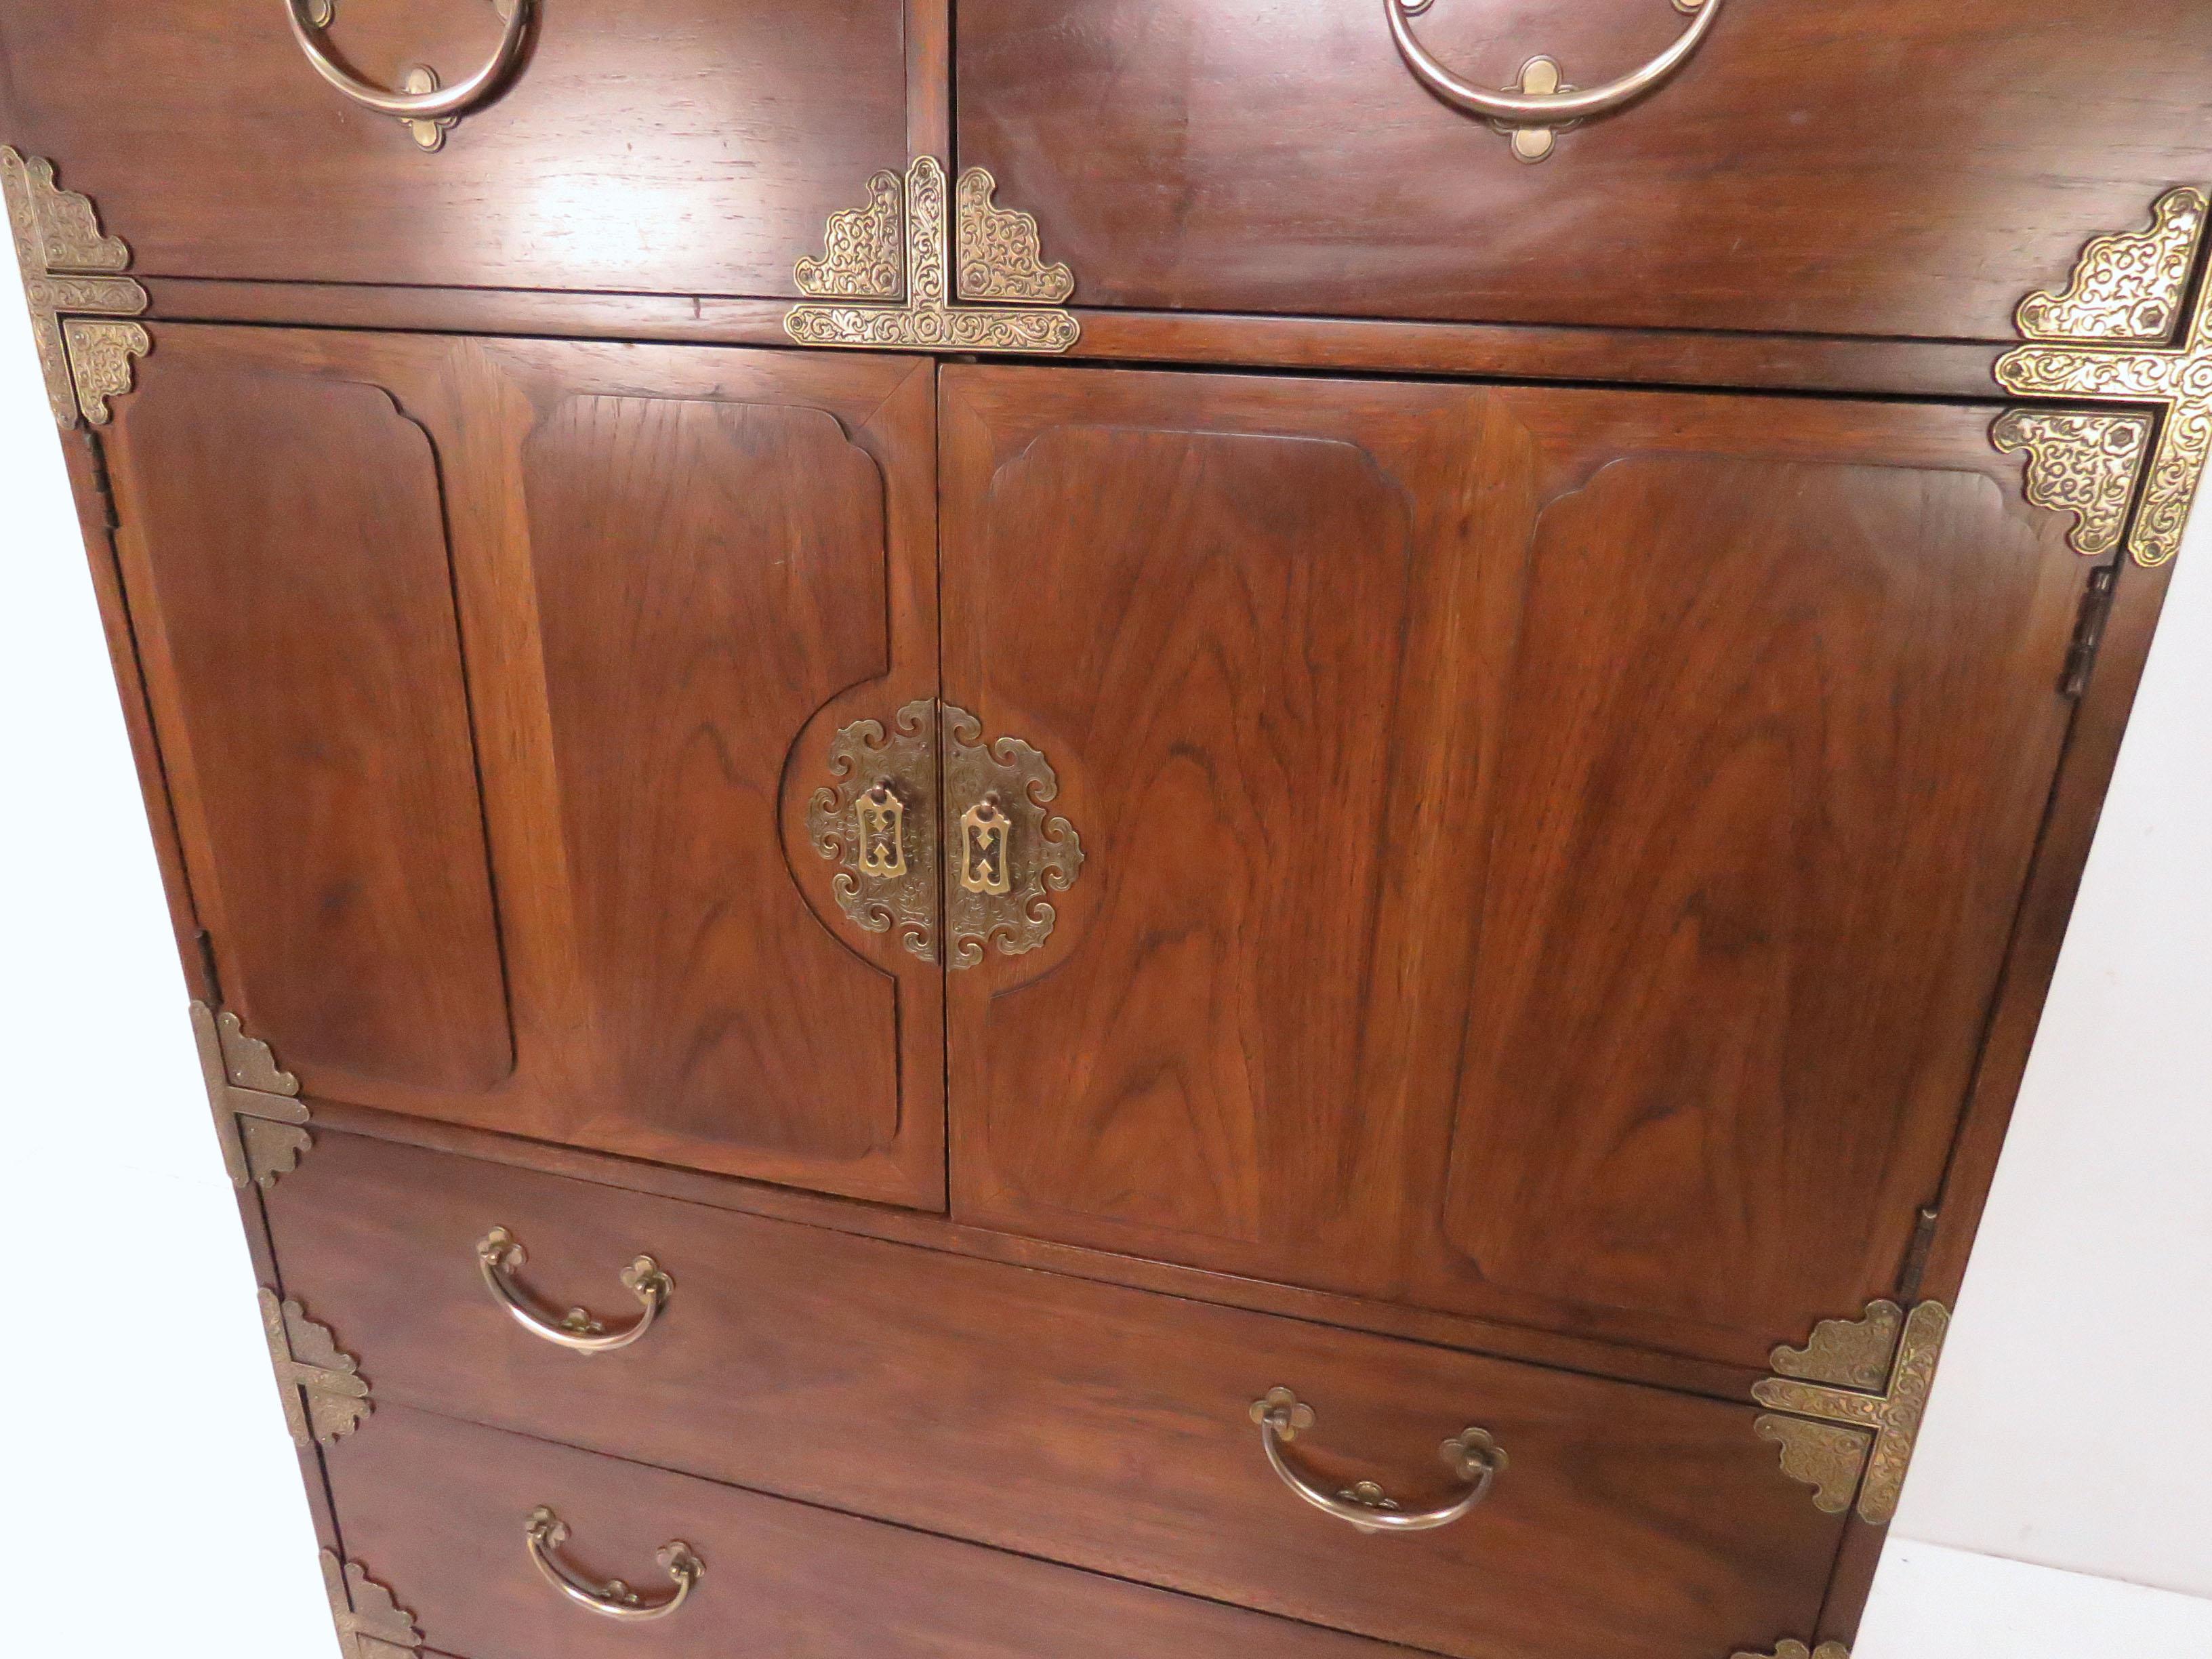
[2060,564,2120,699]
[81,428,121,529]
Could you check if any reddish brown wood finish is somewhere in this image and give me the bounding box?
[331,1404,1433,1659]
[0,0,911,296]
[956,0,2212,340]
[102,325,945,1206]
[268,1130,1845,1659]
[941,364,2092,1370]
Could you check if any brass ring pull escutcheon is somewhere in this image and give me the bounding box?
[1386,0,1723,127]
[285,0,533,148]
[1250,1388,1507,1534]
[525,1507,703,1621]
[476,1226,674,1354]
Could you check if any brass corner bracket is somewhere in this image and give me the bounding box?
[1,146,150,428]
[785,157,1080,354]
[191,1001,313,1190]
[1752,1299,1950,1525]
[1733,1644,1849,1659]
[806,698,1084,966]
[1995,187,2212,568]
[262,1288,373,1448]
[321,1550,422,1659]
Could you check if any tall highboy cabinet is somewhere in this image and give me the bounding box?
[6,3,2207,1656]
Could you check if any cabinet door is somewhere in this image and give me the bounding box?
[108,327,943,1206]
[941,364,2093,1367]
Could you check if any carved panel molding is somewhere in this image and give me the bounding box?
[1,146,150,427]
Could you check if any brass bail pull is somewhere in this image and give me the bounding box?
[285,0,534,150]
[476,1227,673,1354]
[525,1507,703,1621]
[1248,1388,1507,1534]
[1387,0,1723,161]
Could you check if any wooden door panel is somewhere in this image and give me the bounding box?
[110,355,512,1094]
[941,365,2089,1366]
[107,327,943,1206]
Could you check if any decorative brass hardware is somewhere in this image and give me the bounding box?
[1,146,150,428]
[321,1551,423,1659]
[285,0,531,152]
[1752,1299,1950,1524]
[525,1507,703,1621]
[1733,1645,1849,1659]
[785,158,1080,353]
[807,700,1084,966]
[1386,0,1723,162]
[1996,188,2212,567]
[191,1001,313,1191]
[807,699,942,961]
[942,704,1084,968]
[476,1227,674,1354]
[261,1288,373,1449]
[1248,1387,1507,1534]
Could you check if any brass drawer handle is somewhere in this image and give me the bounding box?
[1249,1388,1507,1534]
[1387,0,1723,162]
[525,1507,703,1622]
[476,1227,673,1354]
[285,0,533,151]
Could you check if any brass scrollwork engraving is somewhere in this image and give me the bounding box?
[806,700,941,961]
[1995,187,2212,567]
[321,1551,423,1659]
[1751,1299,1950,1525]
[1733,1644,1850,1659]
[1,146,150,428]
[261,1288,373,1448]
[191,1001,314,1190]
[786,158,1080,353]
[1992,410,2156,560]
[942,704,1084,968]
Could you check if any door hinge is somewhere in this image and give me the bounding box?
[2060,564,2119,699]
[80,428,123,529]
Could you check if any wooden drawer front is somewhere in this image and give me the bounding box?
[271,1132,1844,1659]
[331,1404,1426,1659]
[0,0,907,295]
[956,0,2212,340]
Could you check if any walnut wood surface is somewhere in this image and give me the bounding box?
[957,0,2212,340]
[269,1130,1844,1659]
[331,1404,1431,1659]
[941,364,2090,1370]
[0,0,909,296]
[102,325,945,1206]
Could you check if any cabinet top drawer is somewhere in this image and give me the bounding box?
[0,0,910,296]
[955,0,2212,341]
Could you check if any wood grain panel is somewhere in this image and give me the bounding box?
[940,364,2089,1366]
[0,0,908,295]
[330,1404,1432,1659]
[268,1130,1843,1659]
[956,0,2212,340]
[108,348,512,1092]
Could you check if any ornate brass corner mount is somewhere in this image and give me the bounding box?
[943,703,1084,968]
[321,1550,423,1659]
[806,699,1086,967]
[191,1001,312,1190]
[1732,1643,1850,1659]
[1995,187,2212,567]
[785,158,1080,353]
[1,146,150,428]
[1751,1299,1950,1525]
[261,1288,373,1448]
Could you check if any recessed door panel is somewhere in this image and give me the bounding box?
[941,363,2090,1366]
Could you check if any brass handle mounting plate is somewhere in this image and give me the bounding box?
[285,0,533,151]
[525,1507,702,1621]
[476,1227,672,1354]
[1249,1387,1507,1534]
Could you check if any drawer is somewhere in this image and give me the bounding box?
[0,0,908,295]
[956,0,2212,340]
[268,1132,1845,1659]
[327,1404,1423,1659]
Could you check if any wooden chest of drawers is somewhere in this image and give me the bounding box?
[6,2,2207,1654]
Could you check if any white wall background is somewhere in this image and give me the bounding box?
[1,264,2205,1653]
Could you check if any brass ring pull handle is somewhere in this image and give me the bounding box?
[476,1227,673,1354]
[1249,1388,1507,1534]
[1386,0,1723,161]
[285,0,533,150]
[525,1507,703,1622]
